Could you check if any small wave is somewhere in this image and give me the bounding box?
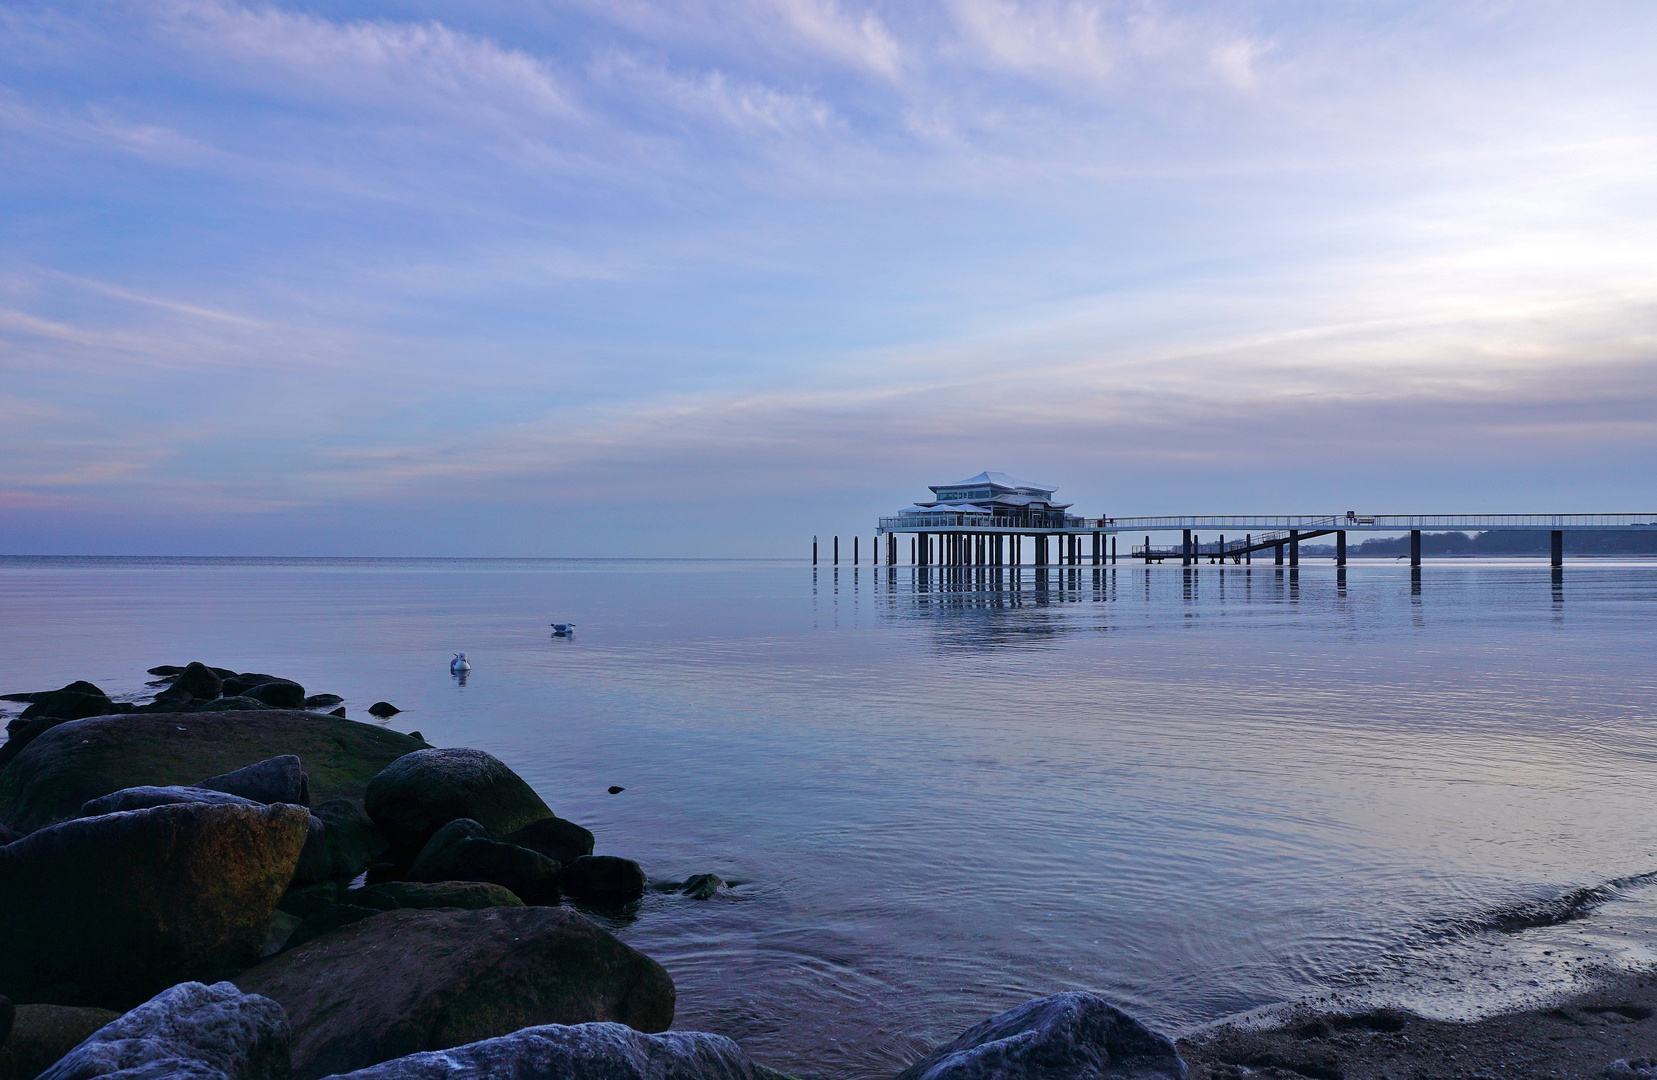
[1416,870,1657,939]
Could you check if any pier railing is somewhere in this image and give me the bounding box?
[880,514,1088,531]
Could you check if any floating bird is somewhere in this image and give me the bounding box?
[551,623,576,637]
[450,653,471,674]
[608,785,625,794]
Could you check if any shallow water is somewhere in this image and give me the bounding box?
[2,557,1656,1078]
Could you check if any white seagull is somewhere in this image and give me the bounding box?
[451,653,471,673]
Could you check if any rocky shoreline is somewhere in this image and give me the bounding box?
[0,662,1652,1080]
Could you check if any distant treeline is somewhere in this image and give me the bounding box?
[1295,530,1657,557]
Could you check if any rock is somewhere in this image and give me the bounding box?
[311,1022,792,1080]
[559,856,647,907]
[0,993,11,1046]
[304,695,344,709]
[0,801,311,1009]
[234,906,674,1079]
[367,703,400,718]
[504,817,595,866]
[222,674,281,698]
[893,992,1187,1080]
[18,690,114,721]
[263,911,304,958]
[329,708,347,718]
[279,882,345,919]
[608,786,625,794]
[292,800,387,885]
[80,785,258,817]
[407,829,561,904]
[195,697,278,712]
[147,666,184,677]
[680,874,726,900]
[0,711,426,834]
[2,681,107,705]
[0,715,85,771]
[0,823,16,845]
[174,662,225,701]
[0,1005,122,1080]
[246,681,307,710]
[203,756,311,806]
[364,749,552,865]
[283,906,384,952]
[405,817,488,870]
[34,980,289,1080]
[345,882,523,912]
[136,687,196,713]
[405,732,423,743]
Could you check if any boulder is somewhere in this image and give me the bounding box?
[404,818,488,872]
[367,703,399,718]
[504,817,595,866]
[282,906,384,952]
[147,666,184,677]
[18,690,115,722]
[2,680,107,703]
[408,835,560,904]
[246,681,306,710]
[174,662,225,701]
[0,1005,122,1080]
[304,695,343,710]
[291,800,386,885]
[222,674,281,698]
[137,685,196,713]
[894,992,1187,1080]
[203,756,311,806]
[0,993,11,1045]
[328,708,347,718]
[234,906,674,1079]
[0,712,425,834]
[263,911,304,958]
[34,981,289,1080]
[364,749,552,864]
[680,874,726,900]
[80,785,258,817]
[0,801,311,1008]
[0,823,16,845]
[559,856,647,906]
[345,882,523,911]
[279,882,344,920]
[194,697,278,712]
[312,1022,791,1080]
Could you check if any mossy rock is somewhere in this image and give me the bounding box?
[0,711,424,833]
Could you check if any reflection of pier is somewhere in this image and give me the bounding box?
[870,476,1655,570]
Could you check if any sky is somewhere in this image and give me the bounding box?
[1,0,1654,555]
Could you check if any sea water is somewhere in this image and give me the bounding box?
[2,556,1655,1078]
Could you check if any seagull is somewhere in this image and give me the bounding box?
[450,653,471,674]
[550,623,576,637]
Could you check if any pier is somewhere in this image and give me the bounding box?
[848,475,1656,570]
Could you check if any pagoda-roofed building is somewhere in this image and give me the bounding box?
[892,471,1078,530]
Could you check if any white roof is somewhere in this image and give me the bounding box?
[935,471,1056,493]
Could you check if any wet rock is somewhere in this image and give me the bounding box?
[234,906,674,1079]
[364,749,552,864]
[0,1004,122,1080]
[504,817,595,866]
[408,833,561,905]
[680,874,726,900]
[405,818,488,870]
[895,991,1187,1080]
[195,696,277,712]
[0,993,11,1045]
[367,702,400,718]
[304,695,344,709]
[608,786,625,794]
[147,666,184,677]
[246,681,307,710]
[329,708,347,718]
[263,911,304,959]
[0,714,92,771]
[282,905,384,952]
[1,680,110,701]
[313,1022,791,1080]
[79,785,258,817]
[34,980,289,1080]
[0,801,310,1009]
[0,711,425,834]
[174,662,226,701]
[18,690,115,722]
[280,881,345,919]
[222,673,281,698]
[203,756,311,807]
[292,799,387,885]
[345,881,523,911]
[558,856,647,907]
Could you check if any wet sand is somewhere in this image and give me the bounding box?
[1178,970,1657,1079]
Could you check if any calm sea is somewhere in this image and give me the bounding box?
[3,557,1656,1077]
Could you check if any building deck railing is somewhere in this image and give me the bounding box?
[880,513,1657,534]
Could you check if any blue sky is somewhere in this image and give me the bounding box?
[1,0,1654,555]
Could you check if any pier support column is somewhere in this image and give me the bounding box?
[1551,530,1563,567]
[813,536,818,565]
[833,536,839,565]
[1246,534,1251,564]
[1111,536,1117,564]
[1289,530,1299,567]
[1274,543,1283,565]
[1336,531,1346,566]
[1410,529,1422,567]
[918,533,928,565]
[1218,535,1225,565]
[1182,529,1192,566]
[853,536,858,565]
